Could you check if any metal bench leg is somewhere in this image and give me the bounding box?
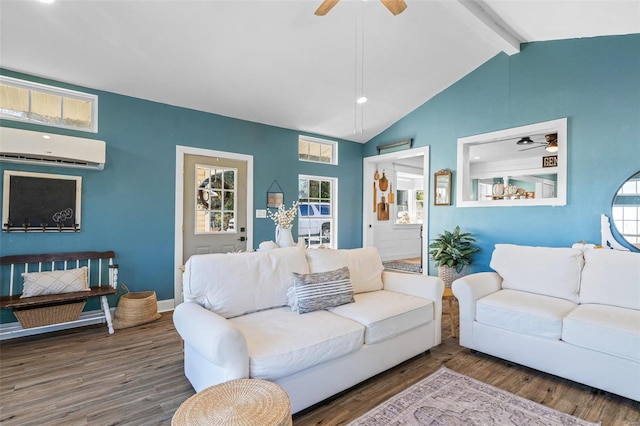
[101,295,114,334]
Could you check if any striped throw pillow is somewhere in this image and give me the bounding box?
[292,266,354,314]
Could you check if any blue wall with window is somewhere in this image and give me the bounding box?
[0,69,364,321]
[365,34,640,274]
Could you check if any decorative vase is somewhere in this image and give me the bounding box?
[438,265,466,288]
[492,182,504,196]
[275,226,295,248]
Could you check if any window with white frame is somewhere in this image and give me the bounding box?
[298,175,337,248]
[298,136,337,165]
[0,76,98,133]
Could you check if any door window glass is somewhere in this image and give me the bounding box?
[195,165,237,233]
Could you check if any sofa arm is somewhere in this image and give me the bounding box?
[173,302,249,379]
[452,272,502,348]
[382,271,444,345]
[383,271,444,301]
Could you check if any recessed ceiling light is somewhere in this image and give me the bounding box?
[356,96,367,104]
[42,135,51,139]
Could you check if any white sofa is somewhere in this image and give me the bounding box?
[173,246,443,413]
[453,244,640,401]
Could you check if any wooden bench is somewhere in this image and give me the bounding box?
[0,251,119,340]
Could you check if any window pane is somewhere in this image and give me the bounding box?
[320,144,332,163]
[0,84,29,119]
[224,170,235,189]
[321,181,331,199]
[299,179,309,199]
[210,171,223,189]
[299,139,309,160]
[63,97,92,129]
[223,191,234,210]
[310,180,320,198]
[309,143,321,162]
[31,90,61,125]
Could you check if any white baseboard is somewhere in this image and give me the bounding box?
[158,298,175,313]
[0,299,175,340]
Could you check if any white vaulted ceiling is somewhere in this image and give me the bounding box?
[1,0,638,143]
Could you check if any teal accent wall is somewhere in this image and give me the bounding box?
[365,34,640,273]
[0,69,364,322]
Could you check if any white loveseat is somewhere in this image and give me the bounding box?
[173,246,443,413]
[453,244,640,401]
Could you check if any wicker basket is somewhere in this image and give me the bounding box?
[15,301,86,329]
[112,284,161,329]
[172,379,292,426]
[438,265,466,288]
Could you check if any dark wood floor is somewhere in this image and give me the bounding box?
[1,302,639,425]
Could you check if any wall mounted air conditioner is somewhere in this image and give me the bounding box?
[0,127,106,170]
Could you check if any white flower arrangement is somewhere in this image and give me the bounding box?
[268,201,299,229]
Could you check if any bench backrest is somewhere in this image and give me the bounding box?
[1,251,117,297]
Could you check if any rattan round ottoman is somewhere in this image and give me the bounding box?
[172,379,292,426]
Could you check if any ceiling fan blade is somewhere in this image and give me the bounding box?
[519,145,545,151]
[315,0,341,16]
[380,0,407,15]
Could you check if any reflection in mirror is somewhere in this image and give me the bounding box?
[612,171,640,250]
[456,118,567,207]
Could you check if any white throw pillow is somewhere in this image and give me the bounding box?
[579,249,640,310]
[21,267,89,298]
[490,244,584,303]
[183,246,309,318]
[305,247,383,294]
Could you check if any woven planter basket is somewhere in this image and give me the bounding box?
[112,284,161,330]
[15,301,86,329]
[172,379,292,426]
[438,265,466,288]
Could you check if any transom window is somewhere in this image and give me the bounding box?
[0,76,98,133]
[195,165,237,234]
[298,136,337,165]
[298,175,337,248]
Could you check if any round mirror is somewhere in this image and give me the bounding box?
[612,171,640,250]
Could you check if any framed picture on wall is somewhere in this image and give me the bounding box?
[267,192,284,208]
[434,169,452,206]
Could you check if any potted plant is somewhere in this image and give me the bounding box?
[428,226,479,287]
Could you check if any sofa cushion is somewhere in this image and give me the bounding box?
[292,266,355,314]
[183,246,309,318]
[229,307,364,380]
[490,244,584,303]
[328,290,433,344]
[579,249,640,310]
[563,304,640,362]
[305,247,384,294]
[476,289,577,339]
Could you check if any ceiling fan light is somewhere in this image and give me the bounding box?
[516,137,534,145]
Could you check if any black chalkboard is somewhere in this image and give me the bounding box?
[3,173,81,232]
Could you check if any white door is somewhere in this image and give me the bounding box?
[174,146,253,306]
[183,154,248,262]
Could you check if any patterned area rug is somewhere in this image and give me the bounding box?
[347,367,599,426]
[382,261,421,274]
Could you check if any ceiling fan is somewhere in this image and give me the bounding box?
[516,134,558,152]
[315,0,407,16]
